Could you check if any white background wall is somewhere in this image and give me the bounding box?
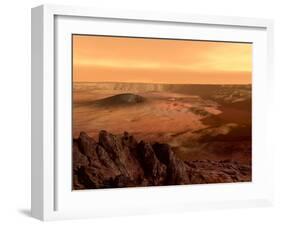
[0,0,280,225]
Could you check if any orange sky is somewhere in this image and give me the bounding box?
[73,35,252,84]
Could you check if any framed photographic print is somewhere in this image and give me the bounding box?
[31,4,274,221]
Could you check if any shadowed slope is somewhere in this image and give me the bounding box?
[94,93,146,107]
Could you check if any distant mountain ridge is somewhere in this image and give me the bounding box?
[74,82,251,104]
[75,81,251,90]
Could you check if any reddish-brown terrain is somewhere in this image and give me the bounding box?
[73,82,252,189]
[73,130,251,189]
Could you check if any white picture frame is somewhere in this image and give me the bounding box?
[31,4,274,221]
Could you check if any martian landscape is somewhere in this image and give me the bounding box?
[72,82,252,189]
[72,35,252,189]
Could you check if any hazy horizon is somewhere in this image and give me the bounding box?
[73,35,252,85]
[73,81,252,85]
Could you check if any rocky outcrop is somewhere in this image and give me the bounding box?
[73,131,251,189]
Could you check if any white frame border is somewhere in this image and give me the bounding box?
[31,4,274,221]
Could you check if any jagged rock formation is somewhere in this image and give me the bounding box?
[73,131,251,189]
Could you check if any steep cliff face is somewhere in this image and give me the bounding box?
[73,131,251,189]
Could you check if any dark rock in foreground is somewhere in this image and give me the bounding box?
[73,131,251,189]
